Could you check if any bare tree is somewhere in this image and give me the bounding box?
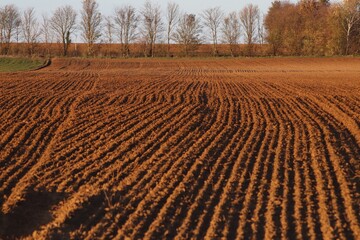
[257,13,265,45]
[50,5,77,56]
[140,0,163,57]
[22,8,41,55]
[339,0,360,54]
[104,16,114,44]
[0,5,20,55]
[173,13,202,56]
[221,11,241,57]
[166,2,180,56]
[41,14,53,44]
[40,14,54,56]
[239,4,260,56]
[14,18,21,43]
[114,5,138,57]
[103,16,114,56]
[202,7,224,56]
[0,10,2,45]
[80,0,102,56]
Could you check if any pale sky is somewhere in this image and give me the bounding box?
[0,0,275,16]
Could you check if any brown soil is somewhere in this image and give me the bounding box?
[0,57,359,239]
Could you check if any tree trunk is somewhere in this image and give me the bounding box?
[63,39,67,56]
[346,25,351,55]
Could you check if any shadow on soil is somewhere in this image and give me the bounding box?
[33,58,52,71]
[0,189,67,239]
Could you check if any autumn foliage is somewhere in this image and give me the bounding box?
[265,0,360,56]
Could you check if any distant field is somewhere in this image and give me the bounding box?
[0,57,359,239]
[0,57,44,72]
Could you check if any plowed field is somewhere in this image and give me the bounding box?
[1,57,359,239]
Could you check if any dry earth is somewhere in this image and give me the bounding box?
[0,57,359,239]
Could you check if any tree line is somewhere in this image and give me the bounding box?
[0,0,359,57]
[266,0,360,56]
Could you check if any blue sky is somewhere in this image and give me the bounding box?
[0,0,275,16]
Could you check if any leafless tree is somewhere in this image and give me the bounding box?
[339,0,360,54]
[166,2,180,56]
[50,5,77,56]
[257,13,265,45]
[202,7,224,56]
[239,4,260,56]
[40,14,54,56]
[41,14,53,44]
[14,18,21,44]
[103,16,115,56]
[140,0,163,57]
[80,0,102,56]
[0,10,2,45]
[104,16,114,44]
[0,5,20,55]
[173,13,202,56]
[22,8,41,55]
[221,11,241,57]
[114,5,138,57]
